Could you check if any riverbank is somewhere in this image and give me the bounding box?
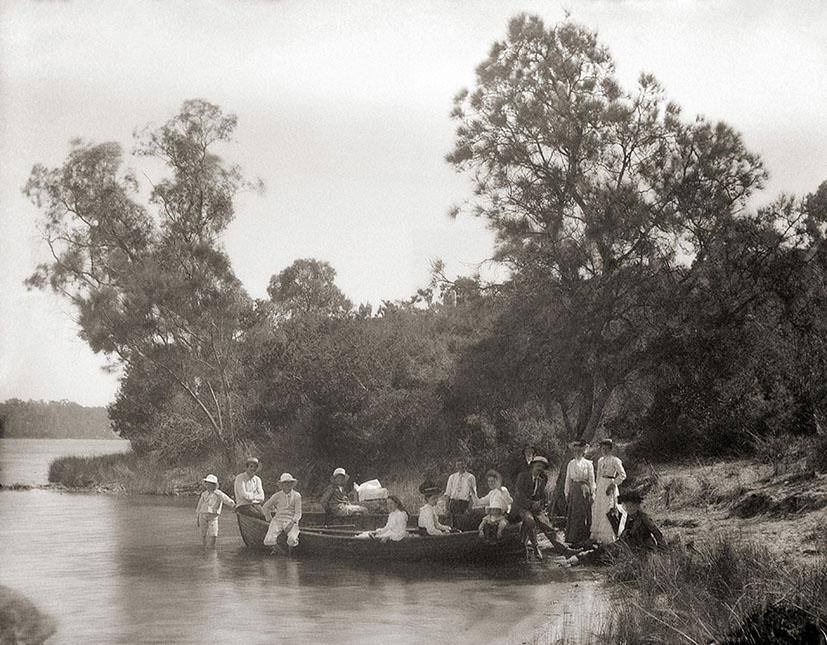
[45,450,827,642]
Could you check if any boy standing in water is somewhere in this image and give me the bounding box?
[196,474,236,548]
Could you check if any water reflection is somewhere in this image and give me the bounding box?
[1,489,599,644]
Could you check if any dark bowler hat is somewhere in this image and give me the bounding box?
[599,439,614,449]
[618,491,644,504]
[419,481,440,496]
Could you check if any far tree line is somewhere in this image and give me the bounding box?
[0,399,115,440]
[24,16,827,486]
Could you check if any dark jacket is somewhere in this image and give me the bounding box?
[319,484,354,513]
[513,470,548,514]
[620,510,665,551]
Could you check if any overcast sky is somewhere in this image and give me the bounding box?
[1,0,825,407]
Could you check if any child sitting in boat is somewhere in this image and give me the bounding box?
[478,496,509,541]
[261,473,302,554]
[196,474,236,548]
[357,495,409,542]
[418,481,453,535]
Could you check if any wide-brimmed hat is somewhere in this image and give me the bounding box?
[331,467,349,480]
[245,457,260,466]
[418,480,440,496]
[203,474,219,485]
[618,491,643,504]
[529,455,549,468]
[278,473,297,484]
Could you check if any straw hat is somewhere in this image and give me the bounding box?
[331,467,348,480]
[245,457,260,467]
[203,474,219,485]
[278,473,297,484]
[529,455,549,468]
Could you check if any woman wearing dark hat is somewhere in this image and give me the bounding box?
[560,490,666,566]
[417,481,452,535]
[564,440,596,547]
[590,439,627,544]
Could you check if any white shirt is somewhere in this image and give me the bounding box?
[473,486,513,512]
[374,510,409,541]
[262,490,302,525]
[444,471,477,501]
[196,489,235,516]
[596,455,626,486]
[564,457,596,498]
[234,472,265,506]
[418,503,450,535]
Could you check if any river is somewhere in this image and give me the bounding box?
[0,439,603,644]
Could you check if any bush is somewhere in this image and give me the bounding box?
[153,414,216,464]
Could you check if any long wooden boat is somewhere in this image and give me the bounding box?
[235,512,525,563]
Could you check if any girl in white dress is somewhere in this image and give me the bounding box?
[589,439,627,544]
[358,496,409,541]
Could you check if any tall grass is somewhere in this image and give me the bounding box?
[600,538,827,644]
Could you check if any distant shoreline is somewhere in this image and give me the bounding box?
[0,437,125,441]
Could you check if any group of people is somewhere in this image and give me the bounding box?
[195,443,666,564]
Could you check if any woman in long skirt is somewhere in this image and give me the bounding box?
[564,441,596,546]
[590,439,627,544]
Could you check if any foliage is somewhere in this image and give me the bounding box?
[0,399,114,439]
[24,100,258,452]
[447,15,766,441]
[267,258,352,318]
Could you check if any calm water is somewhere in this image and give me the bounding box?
[0,440,601,644]
[0,438,131,487]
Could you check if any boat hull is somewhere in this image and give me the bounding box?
[235,512,524,563]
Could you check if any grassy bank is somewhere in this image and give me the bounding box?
[47,451,240,496]
[598,539,827,644]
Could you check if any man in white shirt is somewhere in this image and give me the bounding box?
[444,458,477,515]
[234,457,265,518]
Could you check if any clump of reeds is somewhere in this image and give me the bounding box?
[600,538,827,643]
[47,450,239,495]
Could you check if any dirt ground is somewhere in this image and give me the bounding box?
[631,458,827,560]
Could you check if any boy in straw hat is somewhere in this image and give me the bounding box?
[262,473,302,553]
[196,474,236,548]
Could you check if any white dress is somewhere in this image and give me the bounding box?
[360,509,409,541]
[590,455,626,544]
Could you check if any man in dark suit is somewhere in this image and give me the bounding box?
[512,455,577,560]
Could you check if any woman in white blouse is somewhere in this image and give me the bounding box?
[418,482,452,535]
[365,496,409,542]
[564,440,596,546]
[471,469,513,513]
[590,439,627,544]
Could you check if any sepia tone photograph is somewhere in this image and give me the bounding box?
[1,1,826,643]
